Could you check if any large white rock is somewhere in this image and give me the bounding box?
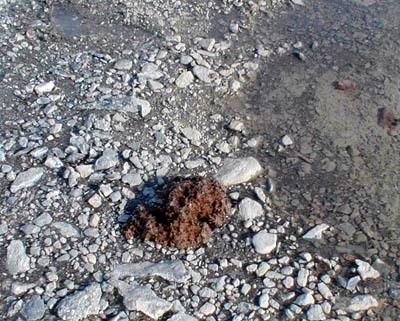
[346,295,379,312]
[7,240,30,275]
[355,259,380,280]
[252,231,277,255]
[214,157,263,186]
[302,224,330,239]
[10,168,44,193]
[238,198,264,221]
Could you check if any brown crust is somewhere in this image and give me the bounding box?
[122,177,231,249]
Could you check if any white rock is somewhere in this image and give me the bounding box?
[114,59,132,70]
[355,259,380,280]
[167,312,198,321]
[238,198,264,221]
[88,193,102,208]
[291,0,305,5]
[258,293,270,308]
[346,295,379,312]
[181,127,201,145]
[192,66,218,83]
[302,224,330,239]
[306,304,326,320]
[215,157,263,186]
[281,135,294,146]
[297,268,310,287]
[252,231,277,255]
[35,81,55,95]
[294,293,315,306]
[175,71,194,88]
[10,168,44,193]
[228,120,245,132]
[317,282,333,300]
[7,240,30,275]
[199,302,215,315]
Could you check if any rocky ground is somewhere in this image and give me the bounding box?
[0,0,399,320]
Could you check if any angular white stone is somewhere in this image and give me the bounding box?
[57,283,102,321]
[192,66,218,83]
[35,81,55,95]
[52,222,81,238]
[113,281,172,319]
[215,157,263,186]
[199,302,215,315]
[7,240,30,275]
[317,282,333,300]
[346,295,379,312]
[167,312,198,321]
[10,168,44,193]
[238,198,264,221]
[281,135,294,146]
[294,293,315,306]
[114,59,132,70]
[110,260,190,283]
[252,231,277,255]
[175,71,194,88]
[306,304,326,321]
[302,224,330,239]
[297,268,310,287]
[258,293,270,308]
[355,259,380,280]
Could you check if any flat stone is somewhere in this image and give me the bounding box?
[199,302,215,315]
[113,281,172,319]
[11,282,36,296]
[76,164,94,178]
[167,312,198,321]
[95,149,119,171]
[302,224,330,239]
[0,222,8,235]
[88,193,102,208]
[35,81,55,95]
[175,71,194,88]
[21,295,46,321]
[114,59,132,70]
[252,231,277,255]
[10,167,44,193]
[355,259,380,280]
[192,66,218,83]
[281,135,294,146]
[79,95,151,115]
[297,268,310,287]
[181,127,201,145]
[139,63,163,79]
[52,222,81,238]
[306,304,326,321]
[214,157,263,186]
[198,38,215,51]
[228,120,245,132]
[44,155,63,168]
[294,293,315,306]
[258,293,270,308]
[110,260,190,283]
[122,173,142,186]
[33,213,53,227]
[238,198,264,221]
[346,295,379,312]
[21,224,40,235]
[57,283,102,321]
[7,240,30,275]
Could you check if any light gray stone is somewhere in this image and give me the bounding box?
[122,173,142,186]
[52,222,81,238]
[355,259,380,280]
[238,198,264,221]
[214,157,263,186]
[258,293,270,308]
[35,81,55,95]
[139,63,163,79]
[302,224,329,239]
[113,281,172,319]
[228,120,244,132]
[114,59,132,70]
[10,168,44,193]
[198,38,215,51]
[199,302,215,315]
[76,165,94,178]
[252,231,277,255]
[11,282,36,296]
[306,304,326,321]
[346,295,378,312]
[297,268,310,287]
[181,127,201,144]
[192,66,218,83]
[7,240,30,275]
[20,224,40,235]
[110,260,190,283]
[57,283,102,321]
[0,222,8,235]
[21,295,46,321]
[95,149,119,171]
[175,71,194,88]
[44,155,63,169]
[167,312,198,321]
[294,293,315,306]
[33,213,53,227]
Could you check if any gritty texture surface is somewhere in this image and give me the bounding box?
[123,177,231,248]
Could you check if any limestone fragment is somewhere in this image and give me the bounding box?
[7,240,30,275]
[302,224,330,239]
[215,157,263,186]
[346,295,379,312]
[238,198,264,221]
[10,168,44,193]
[252,231,277,254]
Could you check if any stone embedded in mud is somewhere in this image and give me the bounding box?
[123,177,231,249]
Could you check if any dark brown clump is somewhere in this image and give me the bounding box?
[377,108,397,129]
[122,177,231,249]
